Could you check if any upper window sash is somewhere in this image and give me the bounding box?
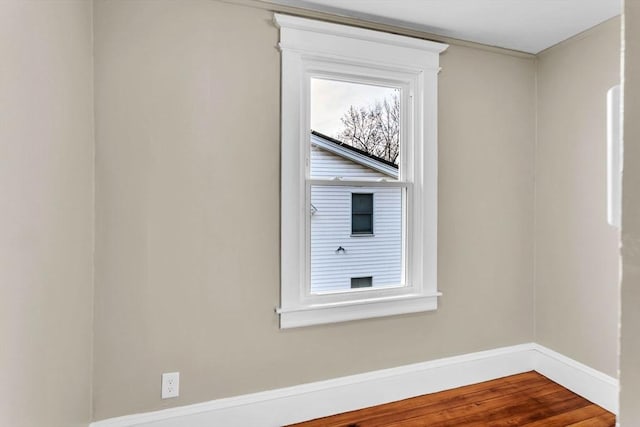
[304,70,412,180]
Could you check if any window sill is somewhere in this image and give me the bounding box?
[277,292,441,329]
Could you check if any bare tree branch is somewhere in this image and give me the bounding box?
[336,92,400,164]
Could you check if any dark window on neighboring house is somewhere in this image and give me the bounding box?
[351,276,373,288]
[352,193,373,234]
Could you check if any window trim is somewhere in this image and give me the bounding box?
[275,13,447,328]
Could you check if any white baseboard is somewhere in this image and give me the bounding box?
[532,343,619,414]
[90,343,618,427]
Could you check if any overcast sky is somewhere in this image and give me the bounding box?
[310,78,398,138]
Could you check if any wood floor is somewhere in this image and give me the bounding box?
[286,371,615,427]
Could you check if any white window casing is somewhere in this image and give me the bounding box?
[275,13,447,328]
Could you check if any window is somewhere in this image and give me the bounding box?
[351,276,373,289]
[352,193,374,235]
[275,13,447,328]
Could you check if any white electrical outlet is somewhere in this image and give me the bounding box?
[161,372,179,399]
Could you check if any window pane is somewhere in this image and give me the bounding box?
[310,185,403,294]
[310,78,400,180]
[352,193,373,214]
[352,214,372,234]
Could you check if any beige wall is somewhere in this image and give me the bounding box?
[534,18,621,377]
[92,0,535,419]
[0,1,94,427]
[0,1,620,423]
[619,1,640,424]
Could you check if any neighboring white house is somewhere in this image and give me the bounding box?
[310,131,403,293]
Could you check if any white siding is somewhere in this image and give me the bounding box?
[310,146,402,293]
[311,145,390,179]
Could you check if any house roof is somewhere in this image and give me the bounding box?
[310,130,399,178]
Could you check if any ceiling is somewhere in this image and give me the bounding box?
[263,0,621,54]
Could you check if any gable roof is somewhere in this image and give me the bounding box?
[310,130,399,179]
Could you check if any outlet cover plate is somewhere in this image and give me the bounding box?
[161,372,180,399]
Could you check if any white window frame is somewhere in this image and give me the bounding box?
[275,13,447,328]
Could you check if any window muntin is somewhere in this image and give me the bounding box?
[275,13,446,328]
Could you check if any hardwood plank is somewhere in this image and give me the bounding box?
[566,412,617,426]
[360,383,569,426]
[523,406,612,426]
[287,372,547,427]
[286,371,616,427]
[461,392,591,426]
[355,374,550,427]
[381,386,581,427]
